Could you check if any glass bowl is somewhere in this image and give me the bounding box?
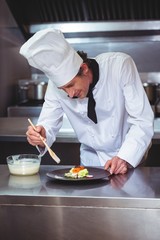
[6,154,41,176]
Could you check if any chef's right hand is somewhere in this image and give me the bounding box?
[26,125,46,147]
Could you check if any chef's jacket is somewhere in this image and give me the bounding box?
[37,52,154,167]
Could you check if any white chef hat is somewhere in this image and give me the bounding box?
[19,28,83,87]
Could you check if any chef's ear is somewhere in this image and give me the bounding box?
[81,63,89,75]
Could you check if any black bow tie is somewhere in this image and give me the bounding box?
[87,59,99,124]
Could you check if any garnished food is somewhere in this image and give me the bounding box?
[64,166,93,179]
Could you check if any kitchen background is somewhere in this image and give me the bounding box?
[1,0,160,165]
[1,0,160,117]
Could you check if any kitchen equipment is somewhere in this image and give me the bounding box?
[18,79,29,102]
[18,78,48,102]
[143,82,157,105]
[6,154,41,176]
[28,119,60,164]
[154,84,160,117]
[27,80,47,100]
[7,106,42,117]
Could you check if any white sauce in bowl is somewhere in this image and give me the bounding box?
[8,159,40,176]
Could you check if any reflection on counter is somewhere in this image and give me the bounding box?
[7,174,42,195]
[45,167,155,198]
[8,174,41,189]
[0,165,156,198]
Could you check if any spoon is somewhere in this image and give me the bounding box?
[28,118,60,164]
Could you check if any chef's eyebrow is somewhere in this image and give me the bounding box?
[58,81,74,89]
[65,82,74,88]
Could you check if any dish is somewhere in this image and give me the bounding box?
[6,154,41,176]
[46,167,110,181]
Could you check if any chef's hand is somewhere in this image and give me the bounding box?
[104,156,128,175]
[26,125,46,147]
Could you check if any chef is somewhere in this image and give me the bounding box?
[20,28,154,175]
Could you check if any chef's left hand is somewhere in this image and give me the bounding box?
[104,156,128,175]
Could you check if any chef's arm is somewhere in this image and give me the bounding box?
[36,79,64,155]
[117,57,154,167]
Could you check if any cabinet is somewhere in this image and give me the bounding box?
[0,141,80,165]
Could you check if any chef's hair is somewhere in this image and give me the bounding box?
[76,51,91,76]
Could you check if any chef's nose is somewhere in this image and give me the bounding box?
[67,89,75,98]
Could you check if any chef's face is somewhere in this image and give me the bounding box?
[59,64,92,99]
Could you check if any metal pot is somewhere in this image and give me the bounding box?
[143,82,157,105]
[27,80,47,100]
[18,79,30,102]
[18,79,47,101]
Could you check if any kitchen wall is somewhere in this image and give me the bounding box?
[1,0,160,117]
[0,0,30,117]
[70,38,160,73]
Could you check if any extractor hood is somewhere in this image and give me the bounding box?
[5,0,160,39]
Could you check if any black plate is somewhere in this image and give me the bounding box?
[46,167,110,181]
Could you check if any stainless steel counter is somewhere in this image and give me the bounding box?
[0,117,160,143]
[0,117,80,165]
[0,117,78,143]
[0,116,159,166]
[0,165,160,240]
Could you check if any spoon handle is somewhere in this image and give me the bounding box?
[28,118,60,164]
